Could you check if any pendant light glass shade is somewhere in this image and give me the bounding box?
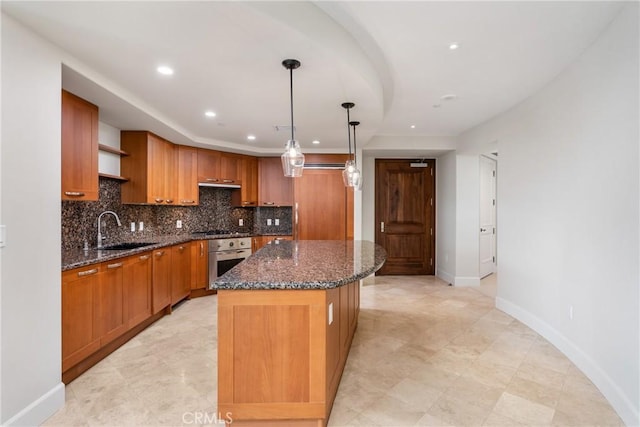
[341,102,358,187]
[281,59,305,177]
[350,120,363,191]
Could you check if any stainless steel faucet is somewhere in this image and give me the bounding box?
[97,211,122,248]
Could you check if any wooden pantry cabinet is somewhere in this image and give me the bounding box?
[177,145,199,205]
[120,131,177,205]
[61,90,99,201]
[258,157,293,206]
[232,155,258,206]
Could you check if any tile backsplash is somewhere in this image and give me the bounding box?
[62,178,291,251]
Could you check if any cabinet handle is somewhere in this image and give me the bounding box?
[139,255,150,260]
[242,201,256,206]
[380,222,385,233]
[64,191,85,197]
[77,268,98,277]
[155,198,164,203]
[181,200,195,204]
[178,246,185,252]
[200,242,204,257]
[264,202,275,205]
[205,178,219,182]
[155,251,165,257]
[165,199,174,204]
[222,179,234,183]
[107,262,123,269]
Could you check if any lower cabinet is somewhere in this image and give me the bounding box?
[171,243,191,304]
[97,260,128,346]
[151,248,172,313]
[124,253,152,329]
[191,240,208,290]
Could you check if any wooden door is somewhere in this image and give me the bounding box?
[152,248,171,313]
[97,260,127,345]
[258,157,293,206]
[62,266,101,371]
[171,243,191,304]
[294,169,353,240]
[61,90,99,200]
[479,156,497,278]
[375,159,435,275]
[124,252,152,329]
[191,240,209,290]
[177,146,199,205]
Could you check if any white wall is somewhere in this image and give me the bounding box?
[435,151,456,284]
[98,121,122,177]
[458,5,639,425]
[0,14,65,425]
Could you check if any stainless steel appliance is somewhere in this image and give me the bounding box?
[208,236,252,285]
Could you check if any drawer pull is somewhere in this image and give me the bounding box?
[205,178,219,182]
[154,198,164,203]
[155,251,165,257]
[178,246,185,252]
[264,202,275,205]
[64,191,85,197]
[77,268,98,277]
[107,262,123,269]
[139,255,150,260]
[200,242,204,257]
[242,201,256,205]
[181,200,195,204]
[222,179,234,183]
[165,199,174,204]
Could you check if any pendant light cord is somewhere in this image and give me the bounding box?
[347,107,352,160]
[289,67,295,142]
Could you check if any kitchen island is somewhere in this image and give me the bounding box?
[211,240,386,427]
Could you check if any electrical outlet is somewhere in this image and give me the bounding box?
[139,221,144,231]
[176,220,183,229]
[267,219,272,226]
[239,218,244,226]
[275,219,280,226]
[130,222,136,232]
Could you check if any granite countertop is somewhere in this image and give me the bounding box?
[211,240,387,290]
[62,232,252,271]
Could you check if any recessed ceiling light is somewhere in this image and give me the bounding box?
[247,135,256,141]
[205,111,216,118]
[441,94,458,101]
[312,140,320,144]
[410,125,416,129]
[449,43,460,50]
[156,65,174,75]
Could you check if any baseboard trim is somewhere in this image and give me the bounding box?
[436,268,454,285]
[496,297,639,427]
[3,382,65,426]
[454,276,480,287]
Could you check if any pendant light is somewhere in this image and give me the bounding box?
[280,59,305,177]
[350,120,363,190]
[341,102,356,187]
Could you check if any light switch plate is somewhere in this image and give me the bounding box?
[267,219,272,226]
[130,222,136,232]
[275,219,280,226]
[139,221,144,231]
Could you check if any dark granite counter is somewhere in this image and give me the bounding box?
[211,240,386,290]
[62,233,252,271]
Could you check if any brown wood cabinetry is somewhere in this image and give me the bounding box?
[151,248,172,313]
[123,252,152,329]
[97,260,127,346]
[252,235,292,252]
[197,149,240,185]
[258,157,293,206]
[171,243,191,304]
[177,145,199,205]
[220,152,240,183]
[61,90,99,201]
[120,131,177,205]
[232,155,258,206]
[191,240,208,290]
[62,265,101,372]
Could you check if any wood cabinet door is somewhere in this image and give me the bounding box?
[294,169,353,240]
[152,248,172,313]
[258,157,293,206]
[97,260,128,345]
[232,156,258,206]
[123,252,152,329]
[62,266,101,371]
[171,243,191,304]
[177,145,199,205]
[148,134,176,204]
[191,240,208,290]
[61,90,99,201]
[197,148,221,183]
[220,153,240,183]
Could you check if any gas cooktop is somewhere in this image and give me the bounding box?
[191,230,235,236]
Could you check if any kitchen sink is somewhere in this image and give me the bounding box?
[99,242,157,250]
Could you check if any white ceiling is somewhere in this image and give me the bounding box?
[2,1,624,154]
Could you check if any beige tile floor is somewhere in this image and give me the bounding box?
[43,275,624,426]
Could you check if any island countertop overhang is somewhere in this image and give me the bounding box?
[211,240,387,290]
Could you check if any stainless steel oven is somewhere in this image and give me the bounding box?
[208,236,252,285]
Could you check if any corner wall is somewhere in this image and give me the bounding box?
[457,5,639,425]
[1,14,65,424]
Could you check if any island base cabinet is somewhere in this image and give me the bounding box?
[217,283,359,427]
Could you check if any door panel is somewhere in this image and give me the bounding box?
[375,159,435,275]
[479,156,497,278]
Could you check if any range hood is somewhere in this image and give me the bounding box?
[198,181,241,189]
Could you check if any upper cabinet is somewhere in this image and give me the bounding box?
[258,157,293,206]
[177,146,199,205]
[120,131,177,205]
[232,155,258,207]
[61,90,99,201]
[197,149,240,185]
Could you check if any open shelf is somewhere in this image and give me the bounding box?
[99,144,129,156]
[99,173,128,182]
